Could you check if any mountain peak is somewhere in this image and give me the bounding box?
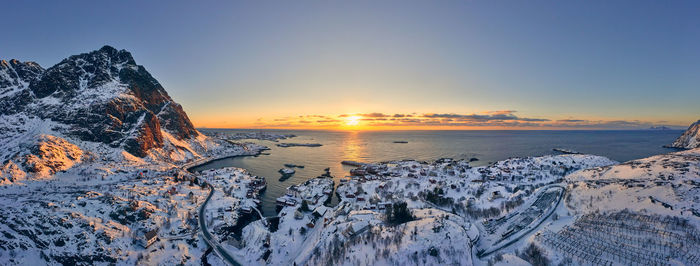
[99,44,118,52]
[669,120,700,149]
[1,46,198,157]
[0,59,45,97]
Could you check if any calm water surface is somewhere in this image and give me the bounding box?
[191,129,681,215]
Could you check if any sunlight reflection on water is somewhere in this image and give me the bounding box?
[191,129,680,216]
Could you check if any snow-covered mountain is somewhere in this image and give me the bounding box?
[669,120,700,149]
[0,46,217,181]
[0,59,44,97]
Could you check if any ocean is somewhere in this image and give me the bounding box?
[191,129,682,215]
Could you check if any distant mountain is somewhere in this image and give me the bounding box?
[648,125,672,130]
[0,46,198,157]
[668,120,700,149]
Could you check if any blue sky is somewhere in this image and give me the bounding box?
[2,1,699,129]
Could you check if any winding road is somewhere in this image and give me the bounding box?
[198,183,242,266]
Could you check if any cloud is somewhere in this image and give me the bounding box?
[358,112,390,117]
[250,110,677,129]
[485,110,517,115]
[422,112,550,122]
[316,119,341,123]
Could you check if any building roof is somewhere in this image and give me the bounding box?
[145,229,158,240]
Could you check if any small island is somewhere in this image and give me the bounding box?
[276,143,323,148]
[552,148,581,154]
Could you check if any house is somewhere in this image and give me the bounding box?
[490,191,502,201]
[140,229,158,248]
[342,225,356,238]
[313,206,330,217]
[294,210,304,220]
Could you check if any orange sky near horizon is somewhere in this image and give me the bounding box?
[188,111,693,131]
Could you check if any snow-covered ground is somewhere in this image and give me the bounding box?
[0,165,211,265]
[524,148,700,265]
[217,154,618,265]
[3,121,700,266]
[0,123,268,265]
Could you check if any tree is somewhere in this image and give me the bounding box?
[386,201,413,225]
[518,242,549,266]
[300,200,310,212]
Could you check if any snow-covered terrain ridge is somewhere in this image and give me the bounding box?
[564,148,700,221]
[526,148,700,265]
[223,154,615,265]
[0,59,44,97]
[1,45,198,157]
[0,46,219,182]
[670,119,700,149]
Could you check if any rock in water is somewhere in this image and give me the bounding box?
[669,120,700,149]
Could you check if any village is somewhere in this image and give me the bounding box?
[213,154,616,265]
[0,165,212,265]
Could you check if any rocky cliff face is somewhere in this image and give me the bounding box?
[0,59,44,97]
[0,46,198,157]
[669,120,700,149]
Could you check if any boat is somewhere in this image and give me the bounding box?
[284,163,304,168]
[349,168,366,176]
[393,140,408,143]
[279,168,296,175]
[286,198,297,206]
[341,160,365,167]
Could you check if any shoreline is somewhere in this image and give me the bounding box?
[183,143,269,173]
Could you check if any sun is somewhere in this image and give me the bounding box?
[345,115,361,126]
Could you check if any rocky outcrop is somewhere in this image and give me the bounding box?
[0,59,44,96]
[23,135,85,177]
[0,135,85,183]
[0,46,199,157]
[669,120,700,149]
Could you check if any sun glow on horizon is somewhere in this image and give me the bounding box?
[345,115,361,126]
[193,111,688,131]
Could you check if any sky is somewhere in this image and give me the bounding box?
[2,1,699,130]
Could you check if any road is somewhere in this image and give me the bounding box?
[477,185,565,258]
[198,183,242,266]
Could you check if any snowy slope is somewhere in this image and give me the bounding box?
[670,120,700,149]
[0,46,228,182]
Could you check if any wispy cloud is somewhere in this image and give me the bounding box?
[252,110,680,129]
[422,112,550,122]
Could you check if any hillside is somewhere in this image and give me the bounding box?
[669,120,700,149]
[0,46,224,182]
